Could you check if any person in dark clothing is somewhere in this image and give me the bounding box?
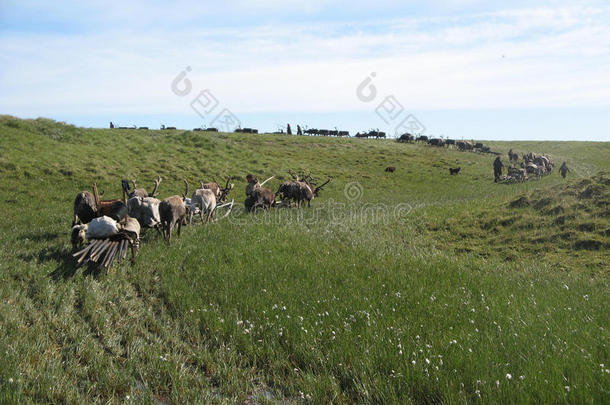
[493,156,504,182]
[109,121,114,129]
[297,124,302,135]
[287,123,292,135]
[559,162,570,179]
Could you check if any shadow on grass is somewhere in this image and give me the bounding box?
[17,245,106,279]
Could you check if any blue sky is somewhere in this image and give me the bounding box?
[1,0,609,140]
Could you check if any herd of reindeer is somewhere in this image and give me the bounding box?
[69,172,332,271]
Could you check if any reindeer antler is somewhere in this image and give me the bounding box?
[150,175,161,197]
[314,177,332,193]
[183,179,189,199]
[259,176,275,187]
[93,182,101,207]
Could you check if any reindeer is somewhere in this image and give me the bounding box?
[278,171,332,207]
[159,189,187,244]
[93,183,128,221]
[72,191,98,226]
[245,174,276,212]
[72,182,128,227]
[296,176,332,207]
[127,194,162,229]
[186,180,217,224]
[201,177,234,203]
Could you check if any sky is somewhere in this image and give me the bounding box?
[1,0,609,140]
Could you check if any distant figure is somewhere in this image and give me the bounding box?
[287,123,292,135]
[559,162,570,179]
[508,148,519,162]
[161,124,165,130]
[109,122,114,129]
[385,166,396,173]
[449,167,461,175]
[493,156,504,182]
[297,125,302,135]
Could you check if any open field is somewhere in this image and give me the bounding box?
[0,116,608,403]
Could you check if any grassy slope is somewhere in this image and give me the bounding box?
[0,116,608,403]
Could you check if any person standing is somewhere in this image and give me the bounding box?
[493,156,504,182]
[559,162,570,179]
[287,123,292,135]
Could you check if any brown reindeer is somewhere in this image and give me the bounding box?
[277,171,332,207]
[159,188,187,244]
[72,182,128,227]
[245,174,276,212]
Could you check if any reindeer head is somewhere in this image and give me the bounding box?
[218,177,234,203]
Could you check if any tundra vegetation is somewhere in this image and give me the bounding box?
[0,116,608,404]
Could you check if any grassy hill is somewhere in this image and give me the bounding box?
[0,116,608,403]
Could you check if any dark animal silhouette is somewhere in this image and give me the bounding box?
[397,133,414,142]
[385,166,396,173]
[449,167,461,175]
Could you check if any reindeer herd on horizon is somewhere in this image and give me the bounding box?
[70,172,332,271]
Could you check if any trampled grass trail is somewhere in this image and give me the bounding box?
[0,116,608,403]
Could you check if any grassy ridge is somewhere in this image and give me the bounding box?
[0,116,608,403]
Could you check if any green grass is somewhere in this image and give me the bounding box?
[0,115,608,403]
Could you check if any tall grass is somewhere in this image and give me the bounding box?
[0,116,608,403]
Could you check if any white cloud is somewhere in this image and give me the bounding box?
[1,3,609,117]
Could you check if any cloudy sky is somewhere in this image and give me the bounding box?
[1,0,609,140]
